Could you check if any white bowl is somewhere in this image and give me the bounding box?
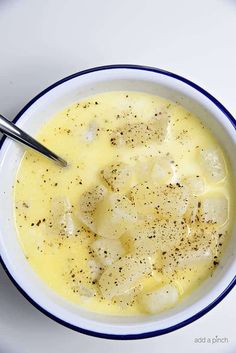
[0,65,235,340]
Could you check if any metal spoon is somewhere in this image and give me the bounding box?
[0,114,67,167]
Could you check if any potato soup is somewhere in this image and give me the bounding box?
[14,92,234,315]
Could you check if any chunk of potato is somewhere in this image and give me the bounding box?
[135,156,174,184]
[130,182,189,217]
[77,284,97,298]
[188,222,221,258]
[100,162,133,192]
[99,255,152,299]
[200,148,226,182]
[83,121,99,143]
[162,247,213,273]
[87,258,103,281]
[161,221,219,274]
[200,194,228,225]
[110,116,169,148]
[129,182,157,215]
[139,284,179,313]
[91,238,125,266]
[114,285,143,309]
[135,158,153,183]
[184,195,198,223]
[129,218,188,256]
[173,263,212,295]
[49,197,75,236]
[183,175,205,195]
[77,185,107,232]
[95,192,137,239]
[151,157,174,184]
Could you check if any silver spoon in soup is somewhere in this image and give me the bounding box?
[0,114,67,167]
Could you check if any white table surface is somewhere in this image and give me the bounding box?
[0,1,235,352]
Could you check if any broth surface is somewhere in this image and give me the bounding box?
[14,92,234,315]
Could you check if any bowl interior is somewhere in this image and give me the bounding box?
[0,67,235,337]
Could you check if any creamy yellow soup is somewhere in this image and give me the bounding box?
[14,92,234,315]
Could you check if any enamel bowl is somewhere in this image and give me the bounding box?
[0,65,235,340]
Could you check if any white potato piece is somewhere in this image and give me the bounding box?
[77,284,96,298]
[130,182,189,217]
[135,158,153,183]
[91,238,125,266]
[77,185,107,232]
[100,162,133,192]
[49,197,75,236]
[183,175,205,195]
[151,157,174,184]
[135,156,174,184]
[83,121,99,143]
[139,284,179,313]
[114,285,143,308]
[129,182,158,215]
[200,194,228,225]
[173,263,211,295]
[200,148,226,182]
[162,247,213,273]
[95,192,137,239]
[99,255,152,299]
[188,222,221,258]
[130,218,188,256]
[110,116,169,148]
[87,258,103,281]
[184,195,199,223]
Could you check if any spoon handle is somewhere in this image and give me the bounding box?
[0,114,67,167]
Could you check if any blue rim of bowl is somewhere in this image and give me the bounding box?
[0,64,235,340]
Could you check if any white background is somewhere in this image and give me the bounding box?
[0,1,236,352]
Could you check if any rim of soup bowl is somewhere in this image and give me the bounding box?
[0,64,235,340]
